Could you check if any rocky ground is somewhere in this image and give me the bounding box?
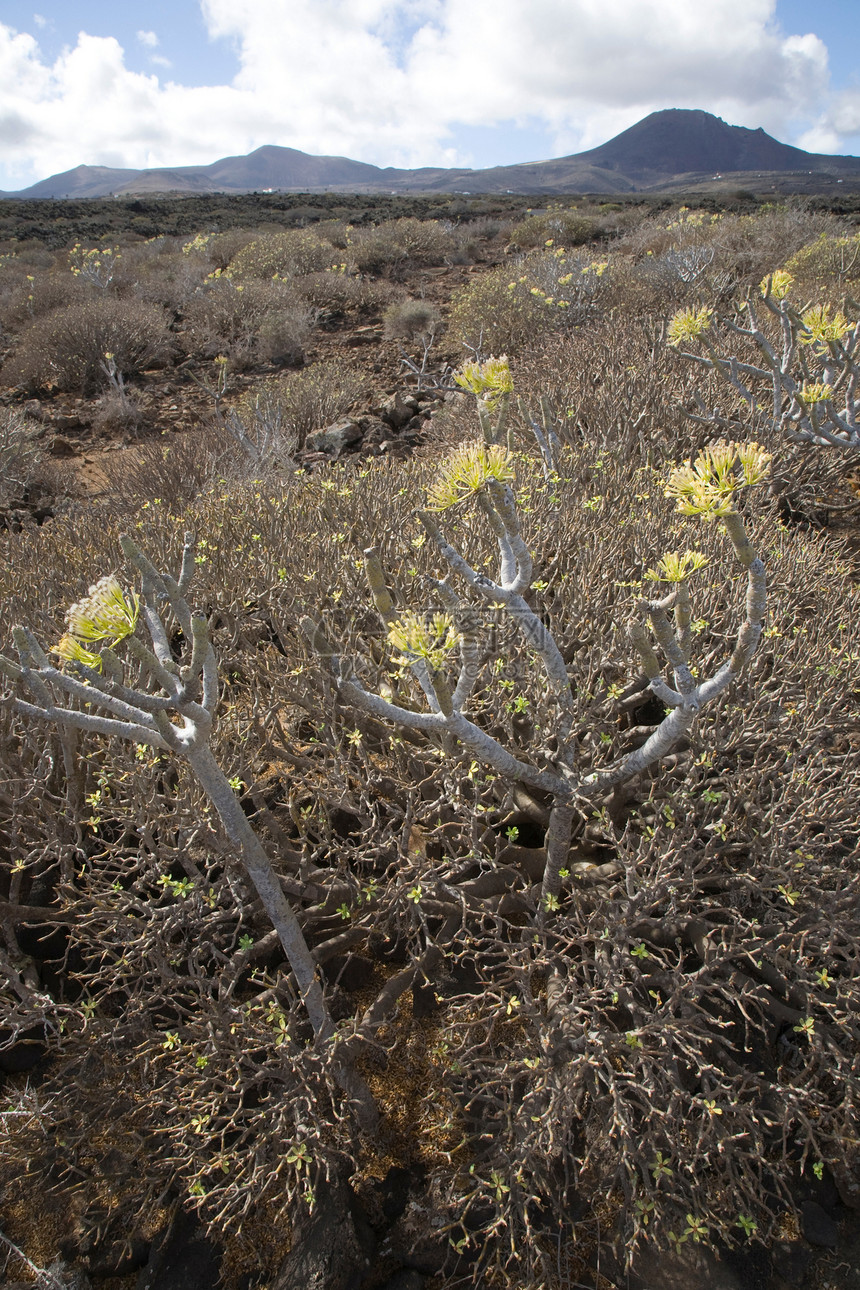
[0,259,490,529]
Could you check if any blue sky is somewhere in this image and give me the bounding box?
[1,0,859,190]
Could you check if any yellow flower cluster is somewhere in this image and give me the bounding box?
[528,285,571,308]
[645,550,710,583]
[68,243,120,277]
[53,575,140,672]
[453,356,514,407]
[760,269,794,300]
[52,636,104,670]
[667,306,713,346]
[388,612,459,671]
[665,208,716,230]
[799,305,853,347]
[666,442,771,518]
[426,443,515,511]
[182,231,214,255]
[798,381,834,405]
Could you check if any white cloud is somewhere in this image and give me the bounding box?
[797,89,860,156]
[150,54,172,69]
[796,123,840,154]
[0,1,841,189]
[33,13,46,28]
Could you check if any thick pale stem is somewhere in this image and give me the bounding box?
[186,744,331,1040]
[674,580,693,655]
[581,703,698,796]
[648,602,696,698]
[362,549,440,713]
[418,511,572,713]
[540,802,574,906]
[446,711,567,796]
[721,510,766,673]
[476,493,517,586]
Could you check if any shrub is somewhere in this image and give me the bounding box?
[0,408,42,505]
[509,205,598,249]
[183,226,260,270]
[180,277,311,370]
[459,215,512,243]
[2,297,172,393]
[108,237,207,312]
[228,229,335,280]
[383,298,441,342]
[0,267,90,331]
[99,429,224,513]
[610,207,842,302]
[513,316,701,460]
[446,216,514,264]
[448,250,610,355]
[703,208,842,289]
[68,242,121,290]
[295,269,399,321]
[1,433,859,1281]
[349,217,454,275]
[667,277,860,449]
[312,219,353,250]
[4,203,860,1289]
[447,263,544,354]
[234,360,363,449]
[90,387,146,438]
[785,231,860,288]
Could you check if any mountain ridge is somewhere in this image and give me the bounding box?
[3,109,860,200]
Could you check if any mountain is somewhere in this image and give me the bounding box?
[4,109,860,200]
[573,108,860,184]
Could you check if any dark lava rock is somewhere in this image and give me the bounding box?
[772,1238,813,1286]
[321,953,375,992]
[378,1272,425,1290]
[372,1167,413,1226]
[800,1198,839,1248]
[832,1159,860,1212]
[88,1236,150,1278]
[411,977,438,1017]
[136,1210,221,1290]
[272,1176,374,1290]
[374,1207,450,1280]
[602,1241,746,1290]
[306,420,361,456]
[49,434,81,456]
[380,392,414,430]
[359,417,388,447]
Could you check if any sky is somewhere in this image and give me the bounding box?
[1,0,860,192]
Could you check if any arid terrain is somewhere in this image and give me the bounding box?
[1,193,860,1290]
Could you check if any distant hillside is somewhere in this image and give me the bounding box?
[574,109,860,185]
[4,109,860,199]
